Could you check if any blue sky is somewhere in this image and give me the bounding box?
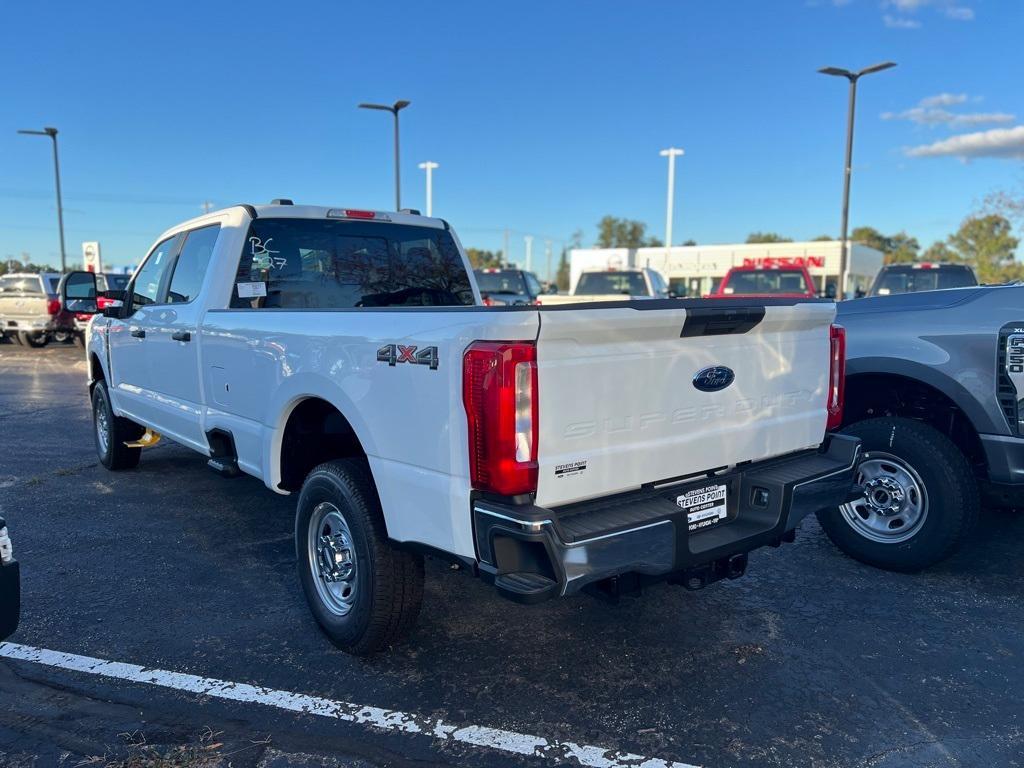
[2,0,1022,274]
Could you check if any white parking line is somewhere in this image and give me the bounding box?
[0,642,699,768]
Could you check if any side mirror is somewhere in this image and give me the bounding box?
[60,271,98,314]
[547,284,559,294]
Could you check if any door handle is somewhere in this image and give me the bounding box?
[172,330,192,342]
[130,328,146,339]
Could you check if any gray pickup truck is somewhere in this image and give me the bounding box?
[816,285,1024,571]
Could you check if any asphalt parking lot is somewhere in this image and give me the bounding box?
[1,343,1022,768]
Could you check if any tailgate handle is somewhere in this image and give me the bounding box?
[130,328,146,339]
[681,307,765,337]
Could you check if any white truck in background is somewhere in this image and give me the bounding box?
[538,267,671,305]
[63,201,859,654]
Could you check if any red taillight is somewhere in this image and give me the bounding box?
[97,295,113,309]
[47,298,61,315]
[481,295,494,306]
[343,209,376,219]
[827,324,846,431]
[463,341,538,496]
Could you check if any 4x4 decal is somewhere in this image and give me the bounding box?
[377,344,439,370]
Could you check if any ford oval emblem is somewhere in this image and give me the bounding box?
[693,365,735,392]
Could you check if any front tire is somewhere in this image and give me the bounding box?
[295,460,424,655]
[816,417,979,572]
[91,381,144,470]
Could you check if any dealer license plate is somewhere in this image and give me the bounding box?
[676,484,728,532]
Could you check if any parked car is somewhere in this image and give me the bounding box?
[0,272,74,346]
[818,285,1024,572]
[538,267,671,304]
[868,262,977,297]
[64,201,859,654]
[0,516,19,641]
[473,268,544,306]
[709,265,821,299]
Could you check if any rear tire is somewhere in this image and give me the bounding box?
[295,459,424,655]
[53,330,72,344]
[816,417,979,572]
[91,381,144,470]
[18,331,47,348]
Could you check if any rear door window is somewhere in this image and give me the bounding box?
[230,218,474,309]
[168,225,220,303]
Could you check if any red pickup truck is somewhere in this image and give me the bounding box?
[710,265,819,299]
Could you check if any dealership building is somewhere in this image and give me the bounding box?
[569,240,884,298]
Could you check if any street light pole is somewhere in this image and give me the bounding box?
[358,100,411,210]
[18,126,67,273]
[818,61,896,298]
[659,148,684,263]
[418,161,439,216]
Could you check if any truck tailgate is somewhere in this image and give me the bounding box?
[534,301,835,507]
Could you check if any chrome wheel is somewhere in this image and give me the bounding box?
[840,451,928,544]
[95,398,111,456]
[307,502,358,616]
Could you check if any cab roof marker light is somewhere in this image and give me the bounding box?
[326,209,391,221]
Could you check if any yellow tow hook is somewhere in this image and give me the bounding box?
[124,429,162,449]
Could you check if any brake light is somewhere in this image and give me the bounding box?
[47,298,61,315]
[827,324,846,431]
[325,209,390,221]
[481,295,494,306]
[463,341,538,496]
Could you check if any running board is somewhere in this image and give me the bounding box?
[207,457,241,478]
[124,430,161,449]
[205,428,241,478]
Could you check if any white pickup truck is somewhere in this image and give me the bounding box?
[538,267,671,305]
[63,202,859,654]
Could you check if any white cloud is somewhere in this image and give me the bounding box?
[882,94,1014,129]
[880,0,976,25]
[883,14,922,27]
[919,93,967,108]
[944,5,974,19]
[882,106,1016,127]
[906,126,1024,160]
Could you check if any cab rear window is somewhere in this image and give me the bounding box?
[723,269,810,295]
[0,276,43,294]
[230,219,474,309]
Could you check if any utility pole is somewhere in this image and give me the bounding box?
[201,200,214,214]
[524,235,534,272]
[818,61,896,298]
[418,161,439,216]
[659,147,684,265]
[18,126,67,273]
[503,228,510,267]
[545,239,553,283]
